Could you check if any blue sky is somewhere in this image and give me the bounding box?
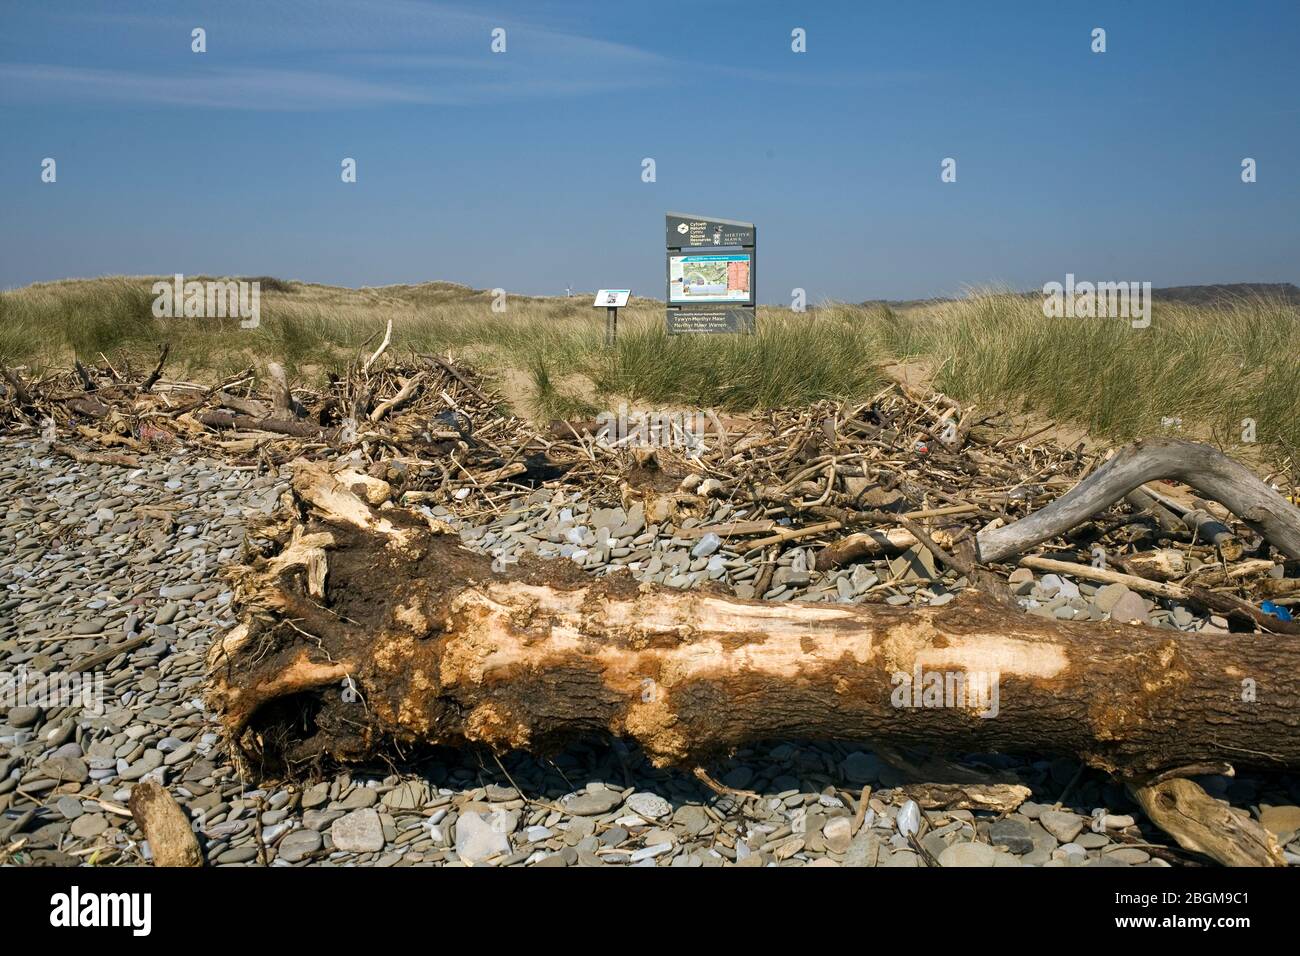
[1,0,1296,301]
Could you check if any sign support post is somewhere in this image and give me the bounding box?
[593,290,631,347]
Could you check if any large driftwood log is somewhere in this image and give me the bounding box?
[206,460,1300,780]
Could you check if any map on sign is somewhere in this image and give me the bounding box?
[593,289,630,308]
[668,254,751,303]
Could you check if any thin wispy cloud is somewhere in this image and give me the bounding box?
[0,0,674,110]
[0,0,895,111]
[0,64,448,110]
[0,61,667,110]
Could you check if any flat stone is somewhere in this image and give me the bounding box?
[879,848,920,867]
[938,842,999,867]
[630,842,673,863]
[330,808,386,854]
[561,788,624,816]
[159,583,204,600]
[301,782,330,809]
[39,755,89,783]
[7,705,42,728]
[843,830,880,867]
[277,828,323,862]
[1102,847,1150,865]
[988,817,1034,854]
[337,787,378,810]
[822,816,853,854]
[455,810,511,864]
[382,779,430,810]
[1039,810,1085,843]
[672,804,710,837]
[1108,590,1149,625]
[216,846,259,864]
[69,813,109,840]
[626,791,671,820]
[1008,568,1035,594]
[721,766,754,790]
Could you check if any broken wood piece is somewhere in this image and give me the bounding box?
[1179,558,1275,587]
[194,410,333,440]
[758,504,976,556]
[815,527,925,569]
[1129,776,1284,867]
[68,635,152,673]
[468,461,527,486]
[422,353,493,406]
[51,442,141,468]
[140,343,171,393]
[1019,556,1187,602]
[672,520,778,540]
[65,396,110,419]
[1181,506,1246,561]
[1,366,34,405]
[215,391,271,418]
[128,781,203,867]
[369,371,426,422]
[362,319,393,374]
[265,362,293,419]
[898,783,1031,813]
[1112,547,1187,581]
[75,424,144,452]
[73,359,97,392]
[1124,488,1186,536]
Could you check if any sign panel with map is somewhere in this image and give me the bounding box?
[665,212,756,335]
[668,253,752,304]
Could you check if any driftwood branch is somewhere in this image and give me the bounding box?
[976,438,1300,562]
[2,366,34,405]
[265,362,294,419]
[369,371,425,422]
[141,344,171,393]
[1129,777,1284,867]
[822,440,1300,570]
[362,319,393,374]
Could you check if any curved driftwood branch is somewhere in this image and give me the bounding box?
[819,439,1300,570]
[976,438,1300,563]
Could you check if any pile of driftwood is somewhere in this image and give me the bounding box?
[7,338,1300,866]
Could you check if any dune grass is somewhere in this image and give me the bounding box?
[2,276,1296,455]
[919,292,1300,452]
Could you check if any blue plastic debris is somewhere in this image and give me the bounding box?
[1260,601,1293,622]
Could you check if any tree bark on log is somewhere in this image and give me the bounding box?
[206,460,1300,780]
